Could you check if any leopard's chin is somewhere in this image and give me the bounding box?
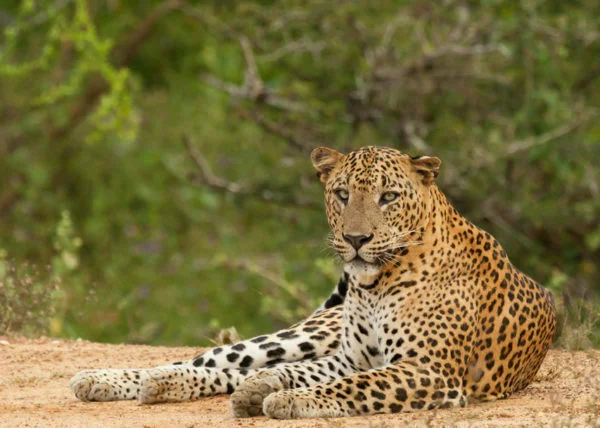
[344,257,382,277]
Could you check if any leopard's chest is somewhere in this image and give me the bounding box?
[340,262,387,369]
[341,262,436,369]
[341,288,384,369]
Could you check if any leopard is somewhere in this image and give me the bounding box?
[70,146,557,419]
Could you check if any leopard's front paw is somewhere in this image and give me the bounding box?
[70,370,98,401]
[69,370,130,402]
[263,390,299,419]
[264,390,347,419]
[139,368,190,404]
[230,372,286,418]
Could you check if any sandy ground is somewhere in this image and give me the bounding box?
[0,337,599,427]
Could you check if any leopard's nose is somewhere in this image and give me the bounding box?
[343,233,374,250]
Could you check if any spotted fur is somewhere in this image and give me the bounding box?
[70,146,556,420]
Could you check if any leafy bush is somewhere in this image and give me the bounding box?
[0,0,598,346]
[0,259,61,336]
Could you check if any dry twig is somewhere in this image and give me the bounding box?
[469,111,596,171]
[181,135,244,193]
[505,114,594,156]
[201,73,306,112]
[181,134,318,210]
[201,36,306,112]
[258,39,326,62]
[235,108,314,153]
[374,43,508,82]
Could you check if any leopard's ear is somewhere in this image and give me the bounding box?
[411,155,441,186]
[311,147,344,184]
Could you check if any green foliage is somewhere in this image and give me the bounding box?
[0,0,598,346]
[53,210,82,275]
[0,209,83,337]
[555,296,600,350]
[0,0,138,143]
[0,258,61,336]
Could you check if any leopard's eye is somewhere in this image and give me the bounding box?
[335,189,349,204]
[380,192,399,205]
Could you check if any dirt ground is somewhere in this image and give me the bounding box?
[0,337,599,427]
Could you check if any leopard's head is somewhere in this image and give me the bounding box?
[311,146,441,267]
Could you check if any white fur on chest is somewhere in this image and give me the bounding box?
[343,260,381,285]
[341,260,385,369]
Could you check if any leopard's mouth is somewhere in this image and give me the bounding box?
[344,257,382,277]
[339,244,381,266]
[348,254,382,267]
[351,255,377,264]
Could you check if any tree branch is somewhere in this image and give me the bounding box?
[465,111,596,172]
[201,36,307,112]
[28,0,75,27]
[181,135,244,193]
[258,38,326,62]
[505,113,594,156]
[201,73,306,112]
[49,0,185,141]
[235,107,314,153]
[373,43,508,81]
[181,135,319,210]
[113,0,184,66]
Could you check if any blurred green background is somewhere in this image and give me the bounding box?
[0,0,598,347]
